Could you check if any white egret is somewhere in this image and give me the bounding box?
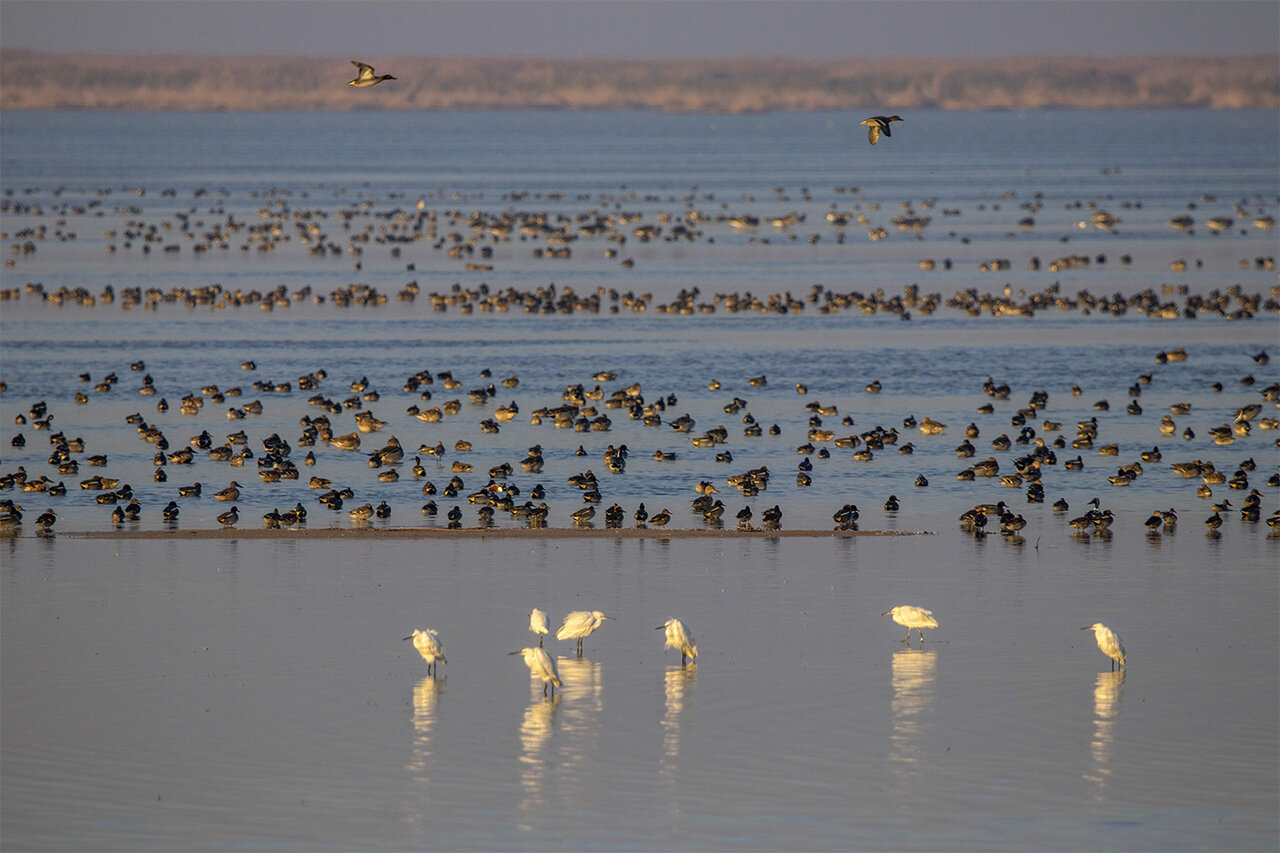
[529,608,549,647]
[1082,622,1126,670]
[556,610,613,657]
[881,605,938,644]
[657,617,698,665]
[510,646,561,696]
[403,628,447,677]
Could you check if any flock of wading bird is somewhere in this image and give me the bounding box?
[1,344,1276,537]
[406,606,1129,698]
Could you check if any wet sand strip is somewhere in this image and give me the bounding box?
[55,526,933,541]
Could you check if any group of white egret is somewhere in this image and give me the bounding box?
[880,605,1126,669]
[406,604,1125,693]
[405,609,698,697]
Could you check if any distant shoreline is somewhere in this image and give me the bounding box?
[2,51,1275,112]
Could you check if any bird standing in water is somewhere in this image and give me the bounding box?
[529,608,549,647]
[860,115,904,145]
[404,627,447,677]
[511,646,560,696]
[557,610,613,657]
[1082,622,1126,670]
[882,605,938,644]
[657,617,698,665]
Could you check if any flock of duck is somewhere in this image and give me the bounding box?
[3,163,1276,322]
[1,343,1276,538]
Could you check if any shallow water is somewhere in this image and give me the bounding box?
[2,529,1276,850]
[1,109,1278,849]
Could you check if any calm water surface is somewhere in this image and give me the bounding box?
[1,109,1278,849]
[3,530,1277,850]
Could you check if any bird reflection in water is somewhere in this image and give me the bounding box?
[517,694,560,829]
[1084,670,1125,801]
[403,675,443,832]
[407,676,443,778]
[554,656,604,797]
[662,664,696,761]
[660,664,697,811]
[888,648,937,792]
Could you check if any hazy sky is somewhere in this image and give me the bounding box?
[2,0,1277,59]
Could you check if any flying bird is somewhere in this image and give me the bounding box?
[349,61,397,88]
[860,115,904,145]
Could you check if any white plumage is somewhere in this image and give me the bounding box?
[511,646,561,696]
[1082,622,1127,670]
[403,627,447,676]
[657,617,698,665]
[881,605,939,644]
[556,610,613,656]
[529,608,550,646]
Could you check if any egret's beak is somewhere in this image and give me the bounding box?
[881,610,892,616]
[1080,626,1091,631]
[602,615,614,620]
[402,635,413,641]
[508,650,522,656]
[655,625,665,630]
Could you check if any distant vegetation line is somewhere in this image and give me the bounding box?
[1,51,1275,111]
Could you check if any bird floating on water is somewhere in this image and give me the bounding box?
[860,115,904,145]
[657,617,698,665]
[404,627,447,677]
[348,61,397,87]
[882,605,938,644]
[1082,622,1126,670]
[557,610,613,657]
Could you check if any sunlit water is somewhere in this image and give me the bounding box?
[3,532,1276,850]
[1,109,1278,849]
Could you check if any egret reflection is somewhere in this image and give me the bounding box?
[403,675,443,832]
[517,694,560,827]
[555,656,604,783]
[887,647,937,791]
[662,664,697,760]
[660,664,697,811]
[1084,670,1125,800]
[407,675,443,777]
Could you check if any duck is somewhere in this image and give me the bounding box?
[649,508,671,527]
[214,481,241,501]
[348,61,397,87]
[859,115,904,145]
